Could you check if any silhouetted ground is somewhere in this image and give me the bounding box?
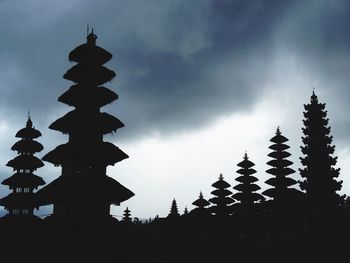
[0,208,349,263]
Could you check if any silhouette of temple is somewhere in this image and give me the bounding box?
[168,198,180,218]
[232,153,264,213]
[263,127,303,208]
[299,91,343,208]
[122,207,132,222]
[0,117,45,217]
[209,174,234,216]
[191,191,211,216]
[36,30,134,219]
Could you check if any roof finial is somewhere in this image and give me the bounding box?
[244,151,248,160]
[87,23,89,37]
[311,87,318,103]
[276,126,281,135]
[26,109,33,128]
[86,26,97,45]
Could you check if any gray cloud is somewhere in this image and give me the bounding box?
[0,0,348,144]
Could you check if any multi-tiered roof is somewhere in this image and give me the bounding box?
[209,174,234,216]
[0,117,45,217]
[37,30,134,219]
[299,91,342,208]
[191,191,211,216]
[263,127,303,208]
[232,153,264,212]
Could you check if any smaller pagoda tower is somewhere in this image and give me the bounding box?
[168,198,180,218]
[262,127,303,208]
[0,117,45,217]
[191,191,211,216]
[209,174,234,216]
[122,207,132,223]
[232,153,264,213]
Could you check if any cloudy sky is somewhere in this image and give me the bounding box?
[0,0,350,219]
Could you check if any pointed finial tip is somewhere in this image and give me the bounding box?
[244,151,249,160]
[311,87,318,103]
[86,26,97,44]
[276,126,281,134]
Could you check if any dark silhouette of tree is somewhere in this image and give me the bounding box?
[209,174,234,216]
[122,207,132,223]
[233,153,264,212]
[0,117,45,218]
[36,29,134,219]
[168,198,180,217]
[191,191,211,216]
[299,91,343,208]
[262,127,303,208]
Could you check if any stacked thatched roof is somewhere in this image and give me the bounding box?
[37,30,134,218]
[0,118,45,216]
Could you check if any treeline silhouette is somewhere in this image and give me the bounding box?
[0,31,349,263]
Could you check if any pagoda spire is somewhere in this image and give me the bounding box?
[299,91,343,208]
[37,31,134,220]
[232,152,264,213]
[122,207,132,223]
[191,191,211,216]
[262,127,304,208]
[209,174,234,216]
[0,117,45,218]
[168,198,180,218]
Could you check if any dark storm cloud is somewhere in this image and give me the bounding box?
[0,0,348,142]
[274,0,350,143]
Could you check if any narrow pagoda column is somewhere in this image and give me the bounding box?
[0,117,45,218]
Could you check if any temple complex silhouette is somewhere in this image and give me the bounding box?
[0,31,349,263]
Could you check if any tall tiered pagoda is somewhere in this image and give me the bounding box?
[0,117,45,217]
[37,30,134,219]
[263,127,303,208]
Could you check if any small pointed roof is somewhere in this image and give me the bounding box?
[69,29,113,65]
[211,174,231,189]
[192,191,210,208]
[237,152,255,168]
[311,88,318,103]
[270,127,288,143]
[15,117,42,139]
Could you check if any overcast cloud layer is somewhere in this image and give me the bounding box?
[0,0,350,218]
[0,0,348,140]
